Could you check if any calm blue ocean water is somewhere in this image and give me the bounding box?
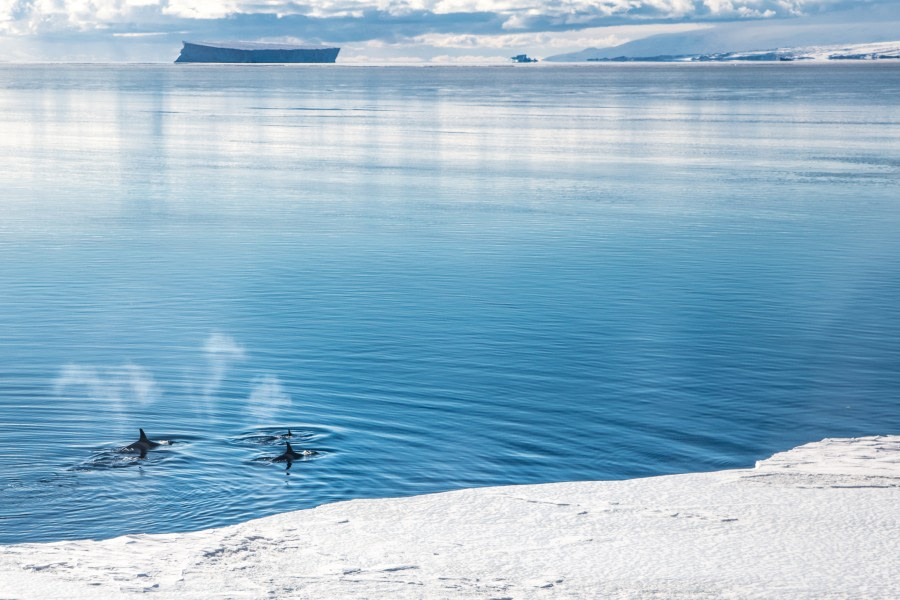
[0,63,898,544]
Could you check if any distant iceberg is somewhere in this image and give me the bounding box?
[175,41,340,64]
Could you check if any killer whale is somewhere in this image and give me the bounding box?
[272,441,316,466]
[122,428,161,458]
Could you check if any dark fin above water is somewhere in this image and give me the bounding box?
[273,441,301,463]
[138,429,161,448]
[123,428,161,458]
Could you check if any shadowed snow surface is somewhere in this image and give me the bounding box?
[1,436,897,599]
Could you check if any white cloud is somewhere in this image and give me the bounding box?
[378,22,709,51]
[704,0,784,17]
[1,0,161,34]
[163,0,242,20]
[111,31,171,37]
[0,0,891,62]
[330,21,709,63]
[429,53,508,62]
[0,0,843,35]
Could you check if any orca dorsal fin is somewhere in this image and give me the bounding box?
[285,441,294,453]
[139,428,150,442]
[287,429,292,437]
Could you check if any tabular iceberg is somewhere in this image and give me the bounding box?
[175,41,340,64]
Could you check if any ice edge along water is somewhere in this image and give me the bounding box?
[1,436,897,599]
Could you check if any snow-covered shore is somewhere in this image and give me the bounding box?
[2,436,898,599]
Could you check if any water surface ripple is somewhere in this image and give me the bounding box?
[1,64,899,543]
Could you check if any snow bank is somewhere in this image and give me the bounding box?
[1,436,898,599]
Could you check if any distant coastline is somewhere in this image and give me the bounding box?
[547,40,900,63]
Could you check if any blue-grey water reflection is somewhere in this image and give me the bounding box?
[1,63,899,543]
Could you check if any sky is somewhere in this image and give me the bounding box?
[0,0,896,62]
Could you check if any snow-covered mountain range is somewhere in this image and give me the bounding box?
[546,3,900,62]
[551,41,900,62]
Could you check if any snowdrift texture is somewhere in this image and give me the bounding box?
[1,436,898,599]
